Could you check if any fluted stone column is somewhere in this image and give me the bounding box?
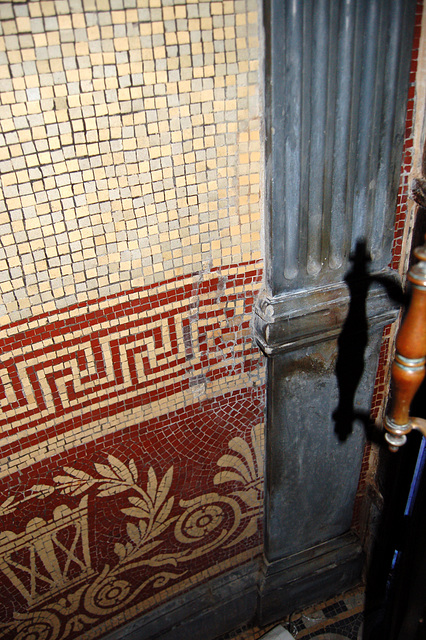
[257,0,417,623]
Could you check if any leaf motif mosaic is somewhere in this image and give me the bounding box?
[0,424,264,639]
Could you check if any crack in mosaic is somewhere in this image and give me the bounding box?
[0,262,263,475]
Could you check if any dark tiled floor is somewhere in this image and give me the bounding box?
[300,611,362,638]
[221,586,364,640]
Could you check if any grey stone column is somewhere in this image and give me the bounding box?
[256,0,417,624]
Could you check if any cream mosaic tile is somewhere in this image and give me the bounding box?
[0,0,261,324]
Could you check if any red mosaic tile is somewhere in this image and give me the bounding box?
[0,261,265,639]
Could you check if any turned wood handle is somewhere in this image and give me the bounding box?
[385,240,426,451]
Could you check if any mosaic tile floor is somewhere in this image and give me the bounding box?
[220,587,365,640]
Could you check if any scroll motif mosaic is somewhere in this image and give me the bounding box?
[0,423,264,639]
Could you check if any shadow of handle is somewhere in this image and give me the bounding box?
[384,238,426,451]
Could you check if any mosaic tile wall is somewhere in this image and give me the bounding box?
[0,1,264,638]
[0,0,423,638]
[0,0,260,323]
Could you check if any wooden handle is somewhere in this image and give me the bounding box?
[385,240,426,451]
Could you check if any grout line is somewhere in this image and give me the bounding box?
[294,603,364,638]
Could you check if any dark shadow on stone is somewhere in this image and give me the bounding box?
[332,239,406,443]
